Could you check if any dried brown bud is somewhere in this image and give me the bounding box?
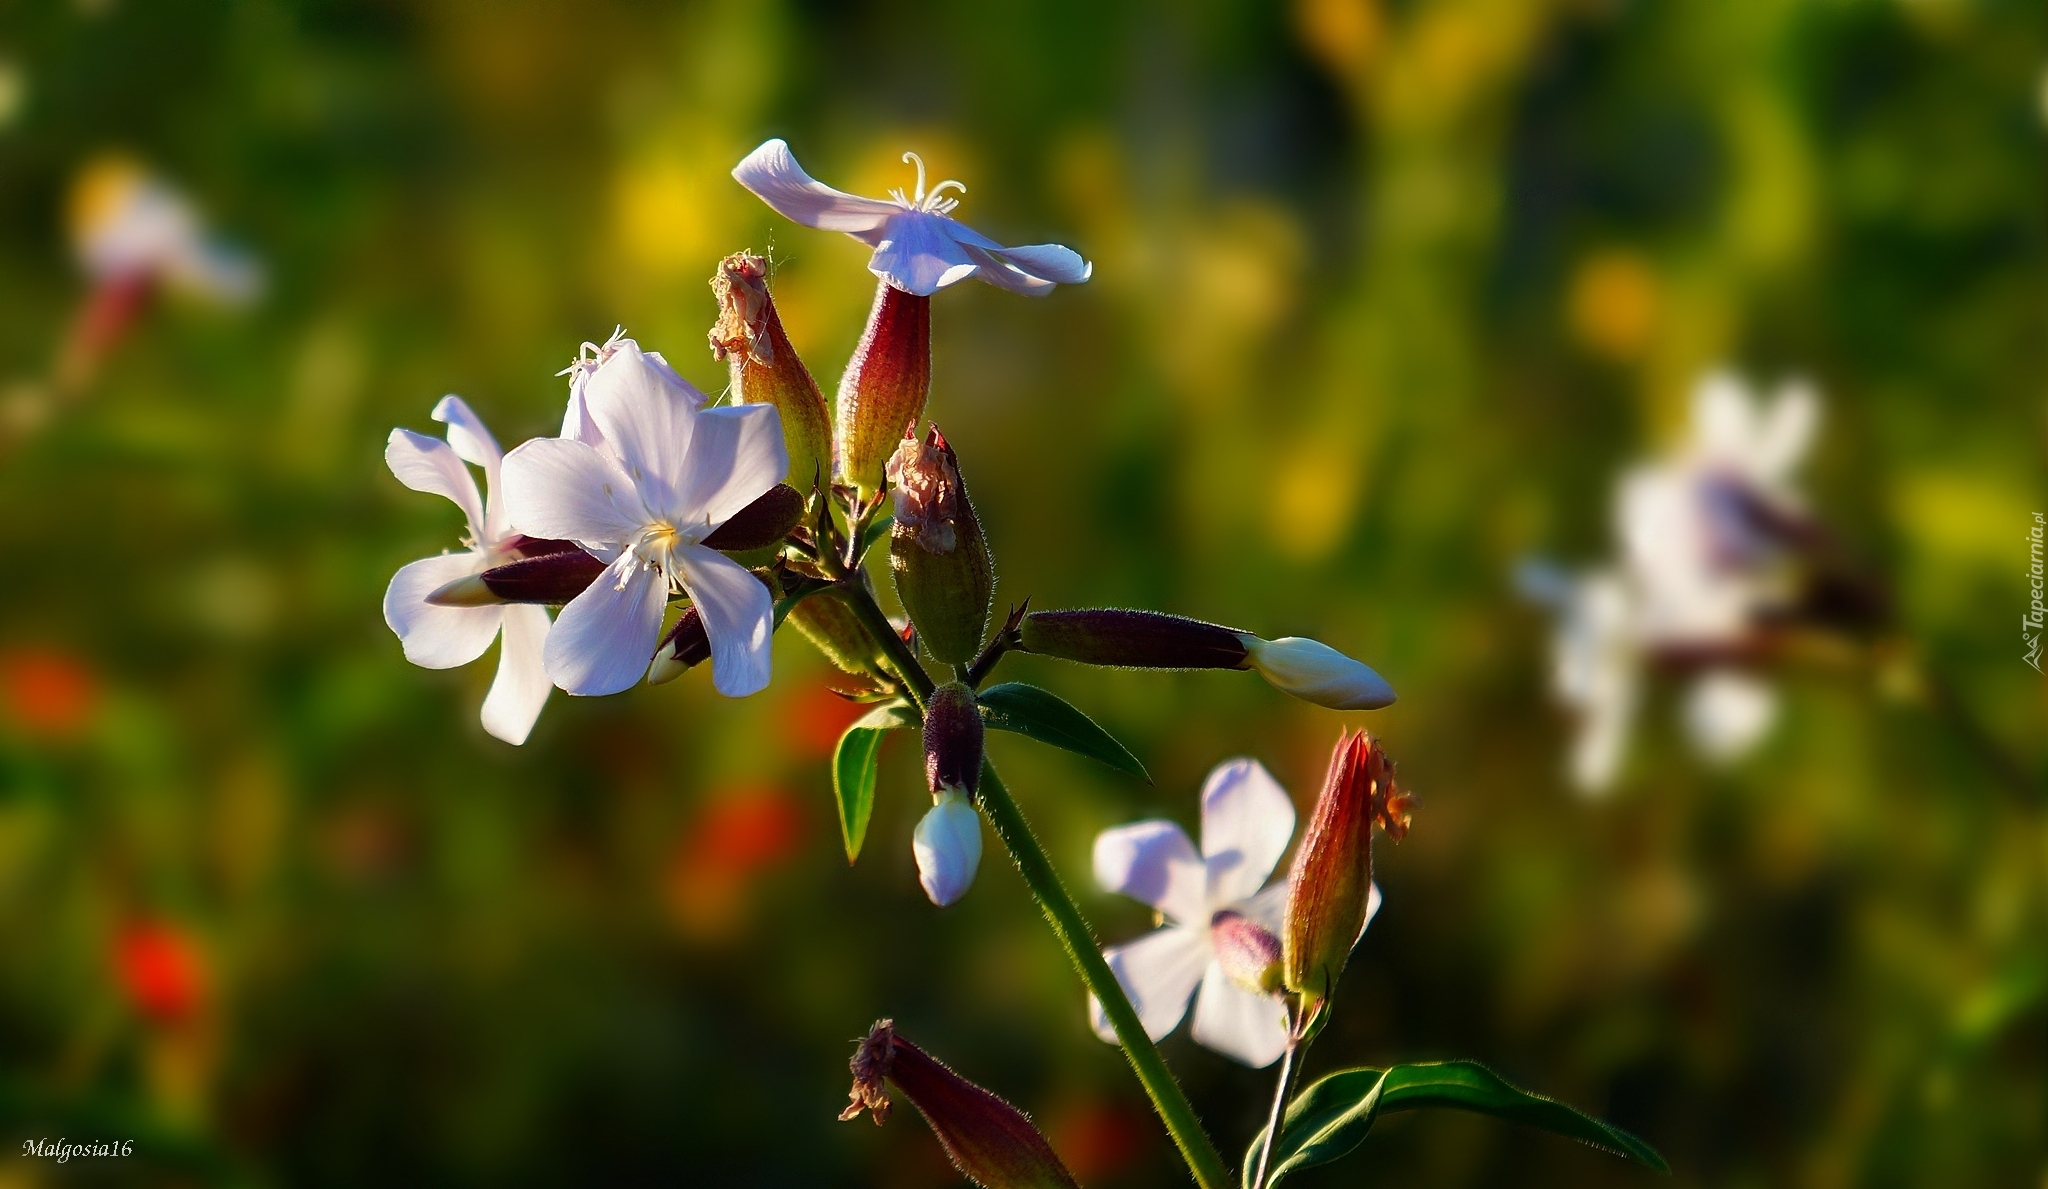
[889,428,995,664]
[711,253,834,497]
[838,282,930,497]
[1282,731,1409,1001]
[1016,609,1251,669]
[840,1019,1081,1189]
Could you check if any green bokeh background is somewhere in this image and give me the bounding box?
[0,0,2043,1185]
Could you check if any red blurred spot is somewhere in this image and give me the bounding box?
[788,683,871,757]
[1046,1099,1148,1181]
[0,648,99,740]
[113,921,206,1025]
[666,787,806,940]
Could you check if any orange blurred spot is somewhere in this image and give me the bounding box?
[788,682,873,757]
[1568,250,1660,361]
[1294,0,1382,83]
[0,648,98,739]
[114,921,206,1025]
[666,788,806,940]
[1047,1099,1148,1181]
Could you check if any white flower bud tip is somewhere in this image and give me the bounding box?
[1241,635,1396,710]
[912,790,983,907]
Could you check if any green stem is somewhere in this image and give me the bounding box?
[976,761,1234,1189]
[837,578,1231,1188]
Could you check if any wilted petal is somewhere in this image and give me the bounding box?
[870,211,981,296]
[1088,925,1209,1045]
[674,545,774,698]
[386,428,484,542]
[732,139,901,235]
[500,437,649,546]
[544,555,667,696]
[384,552,500,669]
[1093,819,1207,927]
[670,403,789,527]
[479,602,551,745]
[1188,961,1290,1068]
[1200,758,1297,906]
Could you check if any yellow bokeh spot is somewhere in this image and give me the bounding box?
[1568,249,1660,361]
[1269,434,1363,561]
[1293,0,1382,84]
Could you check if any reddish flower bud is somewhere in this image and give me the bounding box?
[646,607,711,685]
[467,548,606,605]
[1210,911,1285,995]
[838,282,930,497]
[700,483,806,551]
[841,1019,1082,1189]
[890,428,996,663]
[923,682,986,797]
[1016,609,1251,670]
[711,254,835,497]
[1282,731,1411,1002]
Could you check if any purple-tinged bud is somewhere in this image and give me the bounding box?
[1210,911,1285,995]
[448,548,607,606]
[710,254,834,497]
[890,429,995,664]
[1282,732,1411,1002]
[646,608,710,686]
[838,282,930,497]
[1240,635,1396,710]
[1016,609,1251,669]
[923,682,984,797]
[700,483,806,552]
[840,1019,1082,1189]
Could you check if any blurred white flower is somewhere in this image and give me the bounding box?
[1682,670,1778,762]
[383,397,553,745]
[733,138,1091,297]
[68,156,261,304]
[1087,758,1380,1068]
[502,335,786,698]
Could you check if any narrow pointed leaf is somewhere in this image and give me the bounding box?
[975,683,1149,783]
[833,701,917,864]
[1248,1061,1667,1186]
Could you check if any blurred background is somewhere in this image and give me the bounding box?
[0,0,2043,1184]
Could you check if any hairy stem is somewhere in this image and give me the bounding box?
[837,576,1231,1188]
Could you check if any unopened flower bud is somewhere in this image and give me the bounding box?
[700,483,806,552]
[914,791,983,907]
[1017,609,1251,669]
[710,254,834,497]
[890,429,995,663]
[1210,911,1285,995]
[838,281,930,496]
[788,588,892,677]
[1240,635,1396,710]
[1283,731,1411,1002]
[840,1019,1081,1189]
[466,548,606,605]
[924,682,985,796]
[646,608,710,685]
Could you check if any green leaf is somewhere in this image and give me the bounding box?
[832,700,916,864]
[1248,1061,1667,1187]
[975,683,1150,783]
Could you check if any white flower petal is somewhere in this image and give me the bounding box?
[1753,380,1819,485]
[383,552,500,669]
[1088,925,1210,1045]
[1093,819,1208,927]
[582,339,711,517]
[543,555,667,696]
[1690,370,1756,464]
[1236,880,1292,934]
[913,790,984,906]
[675,545,774,698]
[1188,961,1291,1068]
[432,395,510,543]
[386,427,484,543]
[732,138,902,235]
[500,437,649,546]
[672,404,789,527]
[480,602,551,745]
[1200,758,1297,906]
[1682,670,1777,762]
[869,211,982,296]
[958,242,1059,296]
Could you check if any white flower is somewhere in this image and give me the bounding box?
[1087,758,1380,1068]
[1681,670,1777,762]
[1520,563,1642,795]
[69,157,261,304]
[383,396,553,745]
[732,139,1092,297]
[913,790,984,907]
[501,336,787,698]
[1240,635,1396,710]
